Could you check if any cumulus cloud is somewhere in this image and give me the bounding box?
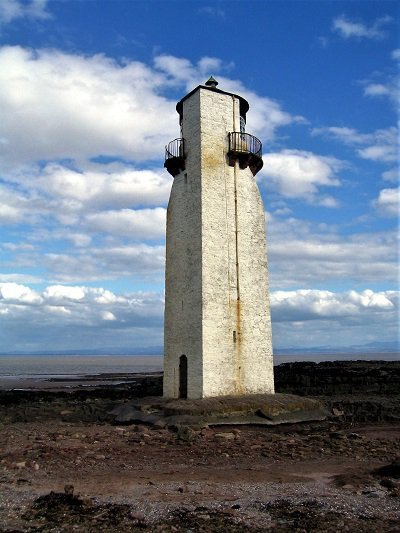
[0,46,177,169]
[0,282,42,304]
[266,213,398,288]
[260,149,341,204]
[0,46,299,172]
[332,14,392,40]
[0,283,163,322]
[39,164,172,209]
[0,282,397,351]
[85,207,166,239]
[271,289,399,349]
[0,0,50,23]
[373,187,400,217]
[312,126,398,163]
[271,289,394,322]
[0,283,165,352]
[33,243,166,284]
[0,45,307,290]
[154,55,304,140]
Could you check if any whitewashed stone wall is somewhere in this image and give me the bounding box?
[164,86,274,399]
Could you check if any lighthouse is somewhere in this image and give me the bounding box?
[163,78,274,399]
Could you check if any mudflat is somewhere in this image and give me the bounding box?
[0,362,399,532]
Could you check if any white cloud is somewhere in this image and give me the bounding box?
[0,47,299,172]
[382,168,398,183]
[0,283,165,351]
[0,46,305,290]
[39,244,166,283]
[101,310,117,321]
[360,50,399,107]
[153,55,304,140]
[312,126,398,163]
[271,289,398,349]
[364,84,391,97]
[0,282,397,351]
[0,0,50,23]
[0,46,175,169]
[271,289,395,321]
[85,207,166,239]
[373,187,400,217]
[260,149,341,203]
[43,285,86,301]
[0,273,43,284]
[0,283,163,322]
[392,49,400,61]
[332,14,392,40]
[38,163,173,209]
[363,80,399,106]
[0,282,42,304]
[0,183,33,223]
[267,213,398,288]
[358,144,397,163]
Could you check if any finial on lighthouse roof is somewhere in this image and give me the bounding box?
[205,76,218,88]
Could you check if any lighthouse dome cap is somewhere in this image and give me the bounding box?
[205,76,218,88]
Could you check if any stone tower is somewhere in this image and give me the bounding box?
[163,78,274,399]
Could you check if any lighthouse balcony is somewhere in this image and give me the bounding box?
[164,138,185,177]
[228,132,263,176]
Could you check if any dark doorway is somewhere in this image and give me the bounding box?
[179,355,188,399]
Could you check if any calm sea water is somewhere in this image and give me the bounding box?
[0,352,398,380]
[0,355,164,379]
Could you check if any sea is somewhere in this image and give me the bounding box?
[0,352,398,389]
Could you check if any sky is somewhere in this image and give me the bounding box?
[0,0,398,354]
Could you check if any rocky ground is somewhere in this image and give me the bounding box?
[0,361,399,532]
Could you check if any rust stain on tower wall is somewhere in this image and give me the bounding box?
[234,298,244,394]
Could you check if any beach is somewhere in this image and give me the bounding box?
[0,360,399,531]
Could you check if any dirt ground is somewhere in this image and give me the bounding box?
[0,391,399,532]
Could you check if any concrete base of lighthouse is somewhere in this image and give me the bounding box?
[110,393,329,427]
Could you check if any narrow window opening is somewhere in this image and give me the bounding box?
[233,331,237,343]
[240,115,246,134]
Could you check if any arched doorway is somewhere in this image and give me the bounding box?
[179,355,188,399]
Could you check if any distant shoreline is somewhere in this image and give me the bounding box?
[0,351,398,357]
[0,357,399,392]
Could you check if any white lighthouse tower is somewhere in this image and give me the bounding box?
[163,78,274,399]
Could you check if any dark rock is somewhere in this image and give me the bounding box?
[175,425,198,442]
[274,360,400,396]
[64,484,74,496]
[373,459,400,479]
[329,431,345,440]
[380,478,398,489]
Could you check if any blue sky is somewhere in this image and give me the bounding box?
[0,0,398,353]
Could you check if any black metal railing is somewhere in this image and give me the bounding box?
[164,138,185,177]
[228,132,263,176]
[165,138,184,161]
[228,132,262,159]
